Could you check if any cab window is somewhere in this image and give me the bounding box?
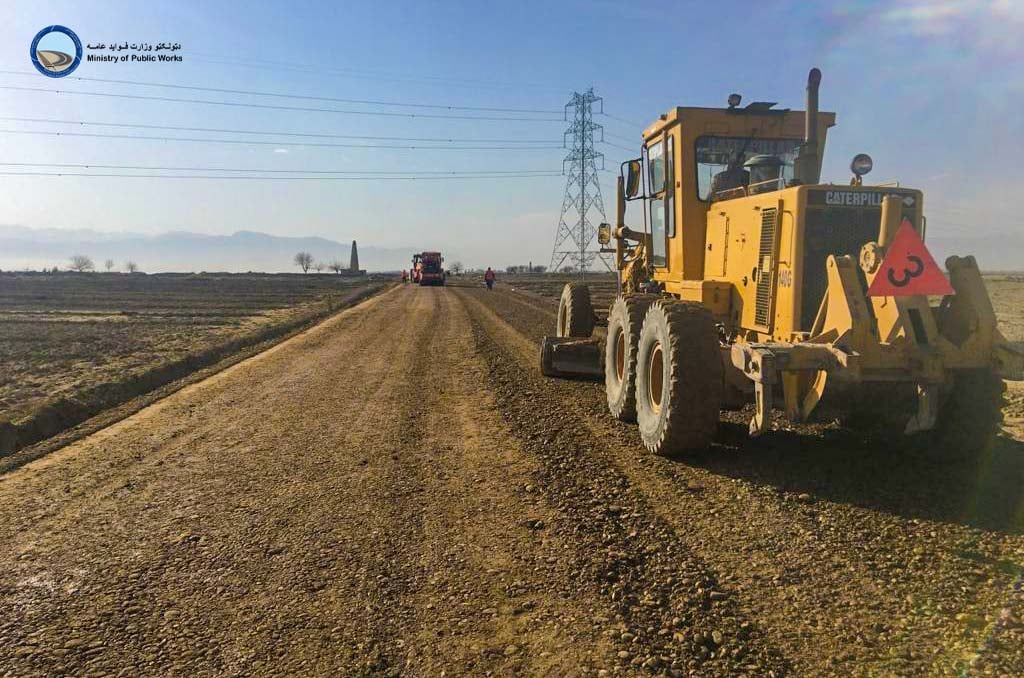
[648,138,668,268]
[648,141,665,194]
[695,136,802,201]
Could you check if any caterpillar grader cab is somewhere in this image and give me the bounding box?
[540,68,1023,456]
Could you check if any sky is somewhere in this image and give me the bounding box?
[1,0,1022,270]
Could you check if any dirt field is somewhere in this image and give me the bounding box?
[0,272,382,455]
[986,275,1024,440]
[1,281,1022,677]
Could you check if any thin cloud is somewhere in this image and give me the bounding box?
[878,0,1023,39]
[880,1,965,35]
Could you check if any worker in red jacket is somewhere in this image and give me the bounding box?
[484,267,496,290]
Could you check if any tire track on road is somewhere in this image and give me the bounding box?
[393,287,620,676]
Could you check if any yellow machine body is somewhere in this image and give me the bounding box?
[610,86,1022,435]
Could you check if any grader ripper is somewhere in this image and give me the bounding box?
[541,68,1022,456]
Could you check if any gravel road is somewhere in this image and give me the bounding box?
[1,283,1022,677]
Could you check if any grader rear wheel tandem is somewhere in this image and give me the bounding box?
[634,299,723,456]
[931,369,1005,459]
[605,295,655,423]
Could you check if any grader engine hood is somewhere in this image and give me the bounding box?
[799,187,921,330]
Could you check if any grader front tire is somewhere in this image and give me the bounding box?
[557,283,594,338]
[635,300,722,456]
[605,295,655,422]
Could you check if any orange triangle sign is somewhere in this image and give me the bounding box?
[867,219,954,297]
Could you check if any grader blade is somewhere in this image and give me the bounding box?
[539,336,604,380]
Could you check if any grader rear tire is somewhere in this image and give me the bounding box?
[931,369,1004,460]
[557,283,594,338]
[605,295,655,422]
[635,300,722,455]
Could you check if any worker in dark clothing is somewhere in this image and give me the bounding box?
[484,267,496,290]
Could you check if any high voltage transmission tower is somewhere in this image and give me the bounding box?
[549,89,611,276]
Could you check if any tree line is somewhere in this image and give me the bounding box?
[293,251,355,274]
[18,255,144,273]
[41,253,571,276]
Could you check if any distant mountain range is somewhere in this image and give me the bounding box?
[0,226,419,273]
[0,225,1018,273]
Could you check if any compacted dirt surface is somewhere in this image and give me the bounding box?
[1,283,1023,677]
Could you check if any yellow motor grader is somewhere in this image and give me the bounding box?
[541,68,1022,456]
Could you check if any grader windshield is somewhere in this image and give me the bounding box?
[696,136,803,200]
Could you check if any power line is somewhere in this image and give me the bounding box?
[0,162,559,175]
[603,130,638,145]
[0,170,564,181]
[598,112,646,128]
[0,85,565,122]
[0,116,557,144]
[599,139,635,152]
[0,128,564,151]
[0,70,563,114]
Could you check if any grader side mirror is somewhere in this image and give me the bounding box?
[624,160,641,198]
[597,223,611,245]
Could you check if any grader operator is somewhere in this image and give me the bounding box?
[541,68,1022,457]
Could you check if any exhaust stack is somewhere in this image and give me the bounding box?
[795,67,822,185]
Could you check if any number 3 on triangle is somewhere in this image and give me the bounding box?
[867,219,954,297]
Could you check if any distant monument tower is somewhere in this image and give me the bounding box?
[350,240,359,272]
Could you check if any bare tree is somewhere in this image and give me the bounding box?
[125,261,139,273]
[449,261,464,276]
[313,261,325,273]
[104,258,115,272]
[69,255,94,272]
[294,251,314,273]
[561,265,575,274]
[328,260,345,274]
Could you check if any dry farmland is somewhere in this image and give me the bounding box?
[0,272,384,455]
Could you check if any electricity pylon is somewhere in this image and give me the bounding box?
[549,89,611,276]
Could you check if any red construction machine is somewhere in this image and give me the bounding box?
[412,251,446,286]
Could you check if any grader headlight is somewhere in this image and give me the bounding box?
[850,153,873,186]
[851,153,873,176]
